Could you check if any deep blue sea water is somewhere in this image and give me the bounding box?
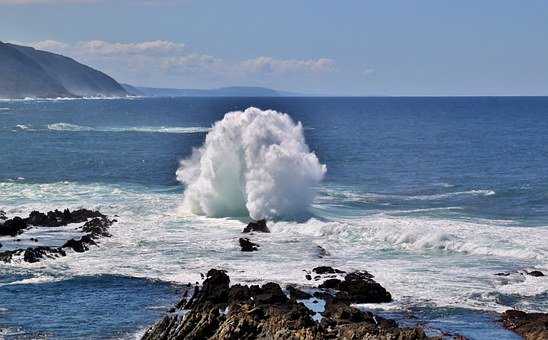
[0,97,547,339]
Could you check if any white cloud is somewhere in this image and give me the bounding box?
[240,56,336,75]
[22,39,336,88]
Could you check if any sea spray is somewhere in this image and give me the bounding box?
[176,107,326,220]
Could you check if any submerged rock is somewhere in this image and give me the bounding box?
[239,238,259,252]
[242,219,270,233]
[313,266,346,275]
[142,268,424,340]
[501,310,548,340]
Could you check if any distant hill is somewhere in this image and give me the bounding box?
[0,41,128,99]
[122,85,300,97]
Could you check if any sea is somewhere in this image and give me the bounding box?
[0,96,547,339]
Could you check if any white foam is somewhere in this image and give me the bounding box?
[177,107,326,220]
[45,122,210,134]
[1,180,546,313]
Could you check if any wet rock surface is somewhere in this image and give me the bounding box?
[0,208,114,263]
[242,219,270,233]
[239,237,259,252]
[142,268,424,340]
[501,310,548,340]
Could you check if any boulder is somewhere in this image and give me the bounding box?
[242,219,270,233]
[239,238,259,252]
[501,310,548,340]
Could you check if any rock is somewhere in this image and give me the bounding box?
[312,266,346,275]
[287,285,312,299]
[62,235,97,252]
[239,238,259,252]
[0,250,15,263]
[242,219,270,233]
[142,269,426,340]
[27,208,105,228]
[81,217,114,238]
[0,210,6,221]
[315,245,330,258]
[527,270,545,277]
[495,272,511,276]
[338,271,392,303]
[0,216,28,236]
[23,246,66,263]
[0,208,113,263]
[501,310,548,340]
[319,278,342,289]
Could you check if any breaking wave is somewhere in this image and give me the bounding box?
[177,107,326,220]
[46,123,210,134]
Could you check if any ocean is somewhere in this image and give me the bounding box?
[0,96,547,339]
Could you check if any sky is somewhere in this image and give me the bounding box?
[1,0,547,96]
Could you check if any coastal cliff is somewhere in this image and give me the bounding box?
[0,41,128,99]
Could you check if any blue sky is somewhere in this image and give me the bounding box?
[1,0,547,95]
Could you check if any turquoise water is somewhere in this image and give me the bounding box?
[0,97,546,338]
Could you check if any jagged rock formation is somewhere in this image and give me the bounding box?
[0,208,115,263]
[142,268,428,340]
[0,41,128,99]
[501,310,548,340]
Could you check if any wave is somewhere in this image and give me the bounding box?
[14,124,34,131]
[46,123,210,134]
[319,187,495,204]
[177,107,326,220]
[0,96,140,102]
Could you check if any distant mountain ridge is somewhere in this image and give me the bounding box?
[0,41,128,99]
[122,84,300,97]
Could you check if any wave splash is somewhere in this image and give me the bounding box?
[177,107,326,220]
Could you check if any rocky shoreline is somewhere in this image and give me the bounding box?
[140,220,547,340]
[0,208,115,263]
[142,267,427,340]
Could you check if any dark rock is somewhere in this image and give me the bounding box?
[242,219,270,233]
[501,310,548,340]
[252,282,288,305]
[62,235,97,252]
[142,269,426,340]
[495,272,511,276]
[0,250,15,263]
[239,237,259,252]
[287,285,312,300]
[27,208,105,228]
[0,210,6,220]
[305,274,312,281]
[312,266,345,275]
[0,216,28,236]
[23,246,66,263]
[527,270,545,277]
[81,217,113,238]
[338,271,392,303]
[319,278,342,289]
